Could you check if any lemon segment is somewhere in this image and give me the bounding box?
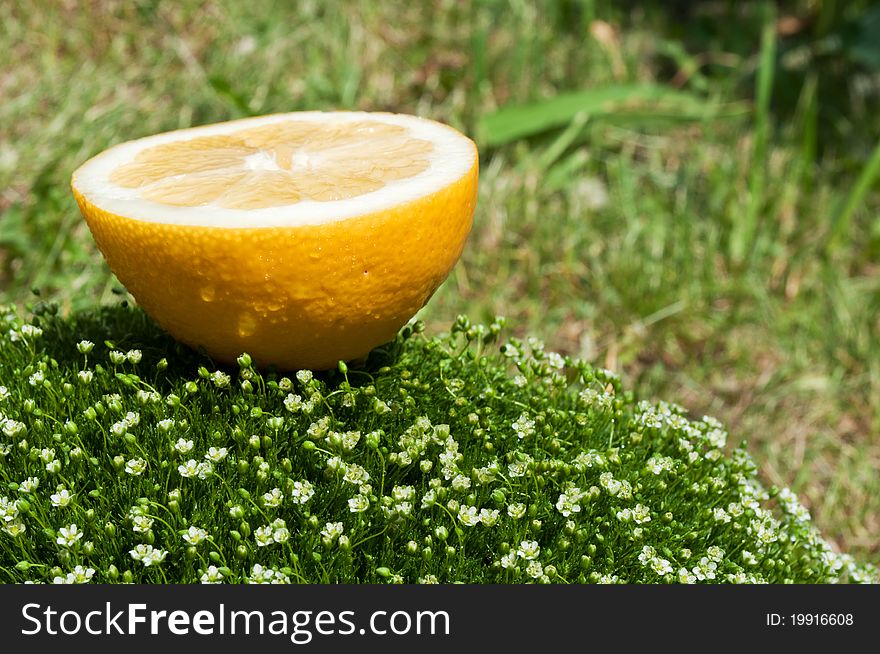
[72,111,478,369]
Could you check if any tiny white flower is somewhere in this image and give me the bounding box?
[69,565,95,584]
[341,431,360,451]
[56,524,83,548]
[707,546,725,563]
[678,568,697,584]
[632,503,651,524]
[639,546,656,565]
[262,488,283,508]
[507,502,526,519]
[517,540,540,561]
[391,485,415,503]
[196,461,213,480]
[177,459,199,478]
[343,464,370,486]
[271,518,290,543]
[210,371,230,388]
[479,508,500,527]
[125,458,146,476]
[500,552,518,569]
[2,418,26,438]
[326,455,346,473]
[109,350,126,364]
[131,514,154,533]
[205,446,228,463]
[247,564,289,584]
[183,525,208,546]
[511,413,536,439]
[2,520,26,537]
[174,438,194,454]
[451,474,471,492]
[457,505,480,527]
[283,393,303,413]
[76,340,94,354]
[290,480,315,504]
[50,489,72,508]
[526,560,544,579]
[126,349,142,364]
[320,521,344,541]
[157,418,175,434]
[21,324,43,338]
[348,494,370,513]
[254,525,274,547]
[77,370,93,384]
[129,544,167,566]
[201,565,225,583]
[20,477,40,493]
[651,557,673,576]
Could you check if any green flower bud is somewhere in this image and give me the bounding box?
[365,431,381,449]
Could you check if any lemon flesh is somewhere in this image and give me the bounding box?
[72,111,478,370]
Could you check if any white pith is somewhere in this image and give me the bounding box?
[72,111,476,228]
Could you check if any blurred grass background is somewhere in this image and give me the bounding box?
[1,0,878,564]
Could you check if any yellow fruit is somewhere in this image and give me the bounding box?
[71,111,478,370]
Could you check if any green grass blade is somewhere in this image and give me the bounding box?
[730,2,776,265]
[827,138,880,250]
[480,84,720,147]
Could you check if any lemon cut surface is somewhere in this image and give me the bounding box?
[72,111,478,369]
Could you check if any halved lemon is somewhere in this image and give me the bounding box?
[71,111,478,370]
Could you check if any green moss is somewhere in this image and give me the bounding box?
[0,304,875,584]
